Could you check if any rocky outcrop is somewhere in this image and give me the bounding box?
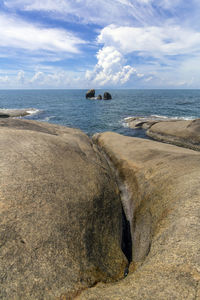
[0,108,38,117]
[0,119,126,300]
[0,112,9,118]
[78,132,200,299]
[103,92,112,100]
[86,89,95,98]
[97,95,102,100]
[124,116,177,130]
[147,118,200,151]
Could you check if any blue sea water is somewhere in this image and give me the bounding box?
[0,89,200,137]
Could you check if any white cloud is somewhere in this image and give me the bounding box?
[86,46,142,86]
[0,75,9,83]
[3,0,157,26]
[17,70,25,83]
[0,13,84,54]
[98,25,200,58]
[30,71,44,83]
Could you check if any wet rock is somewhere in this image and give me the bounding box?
[0,119,126,300]
[103,92,112,100]
[86,89,95,98]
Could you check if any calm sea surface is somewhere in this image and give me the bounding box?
[0,89,200,137]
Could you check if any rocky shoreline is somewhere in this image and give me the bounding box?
[125,116,200,151]
[0,118,200,299]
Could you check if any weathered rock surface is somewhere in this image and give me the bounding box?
[103,92,112,100]
[86,89,95,98]
[0,119,126,300]
[77,132,200,299]
[147,118,200,151]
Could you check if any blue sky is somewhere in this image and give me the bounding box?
[0,0,200,88]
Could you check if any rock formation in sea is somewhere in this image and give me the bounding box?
[97,95,102,100]
[0,118,126,300]
[86,89,95,98]
[77,132,200,299]
[103,92,112,100]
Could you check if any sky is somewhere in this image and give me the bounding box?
[0,0,200,89]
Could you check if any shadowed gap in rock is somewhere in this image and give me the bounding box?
[121,206,132,265]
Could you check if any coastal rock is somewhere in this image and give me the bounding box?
[0,119,126,299]
[103,92,112,100]
[124,116,177,130]
[0,112,10,118]
[147,118,200,151]
[0,108,38,117]
[97,95,102,100]
[78,132,200,299]
[86,89,95,98]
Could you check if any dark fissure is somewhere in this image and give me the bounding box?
[121,206,132,264]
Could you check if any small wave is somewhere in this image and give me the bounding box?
[150,114,168,119]
[26,109,41,116]
[39,116,55,122]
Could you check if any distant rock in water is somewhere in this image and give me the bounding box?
[97,95,102,100]
[86,89,95,98]
[103,92,112,100]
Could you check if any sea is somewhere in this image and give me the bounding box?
[0,89,200,138]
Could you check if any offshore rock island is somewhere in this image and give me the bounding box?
[0,118,200,299]
[85,89,112,100]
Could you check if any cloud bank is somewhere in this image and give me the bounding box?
[1,0,200,88]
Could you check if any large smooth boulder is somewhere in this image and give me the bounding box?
[86,89,95,98]
[78,132,200,299]
[147,119,200,151]
[0,119,126,299]
[103,92,112,100]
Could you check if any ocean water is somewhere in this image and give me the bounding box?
[0,89,200,137]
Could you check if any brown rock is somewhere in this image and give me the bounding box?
[147,119,200,151]
[77,132,200,299]
[0,119,126,299]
